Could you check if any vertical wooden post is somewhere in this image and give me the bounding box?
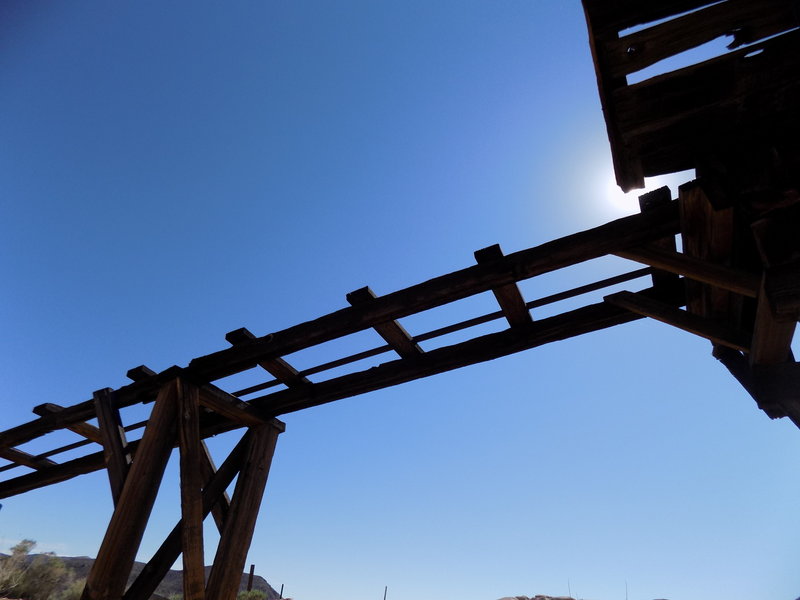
[205,419,284,600]
[178,379,205,600]
[93,388,131,506]
[82,380,178,600]
[247,564,255,591]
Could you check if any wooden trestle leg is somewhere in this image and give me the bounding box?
[178,379,206,600]
[205,420,283,600]
[82,378,285,600]
[82,380,179,600]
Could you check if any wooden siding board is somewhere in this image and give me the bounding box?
[583,0,718,36]
[604,0,799,79]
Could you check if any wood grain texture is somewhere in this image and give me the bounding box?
[189,202,679,382]
[347,287,423,358]
[604,0,798,78]
[606,290,749,351]
[82,381,178,600]
[615,245,757,297]
[93,388,131,506]
[227,328,311,387]
[200,440,230,533]
[0,447,55,470]
[474,245,533,327]
[32,403,103,443]
[205,422,283,600]
[178,380,205,600]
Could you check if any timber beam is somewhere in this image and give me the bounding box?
[475,244,533,327]
[0,203,680,455]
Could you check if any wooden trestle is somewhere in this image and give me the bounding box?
[0,181,798,599]
[2,2,800,598]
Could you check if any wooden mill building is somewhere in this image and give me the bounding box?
[1,2,798,599]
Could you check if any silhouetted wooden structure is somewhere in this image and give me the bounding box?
[1,3,798,599]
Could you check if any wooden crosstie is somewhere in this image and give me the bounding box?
[2,2,800,599]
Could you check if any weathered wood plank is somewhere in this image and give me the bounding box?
[93,388,131,506]
[82,380,178,600]
[749,278,797,366]
[227,328,311,387]
[123,431,254,600]
[582,0,644,191]
[752,361,800,421]
[712,345,787,418]
[615,245,758,298]
[613,29,800,139]
[200,441,230,533]
[637,187,681,294]
[0,297,655,499]
[178,380,205,600]
[244,299,655,419]
[606,290,749,351]
[583,0,716,36]
[347,287,423,358]
[0,447,56,470]
[678,181,736,319]
[189,202,680,382]
[712,345,800,424]
[474,245,533,327]
[0,205,679,453]
[0,365,183,457]
[198,384,272,427]
[127,365,156,382]
[764,263,800,321]
[206,421,283,600]
[31,404,103,444]
[604,0,798,78]
[0,451,106,498]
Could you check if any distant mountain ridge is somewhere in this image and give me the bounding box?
[497,596,576,600]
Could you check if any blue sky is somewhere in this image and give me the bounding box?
[1,2,799,600]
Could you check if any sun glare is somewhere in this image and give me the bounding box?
[603,172,640,214]
[592,164,697,221]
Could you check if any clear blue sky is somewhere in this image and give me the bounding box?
[1,3,799,600]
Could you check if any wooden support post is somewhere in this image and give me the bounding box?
[82,380,178,600]
[749,276,797,366]
[123,431,254,600]
[205,420,284,600]
[93,388,131,506]
[247,564,255,591]
[178,379,205,600]
[678,181,736,319]
[200,441,230,534]
[749,212,799,366]
[637,187,681,294]
[474,245,532,327]
[347,287,423,358]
